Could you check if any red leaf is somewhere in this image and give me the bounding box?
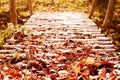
[99,67,106,78]
[109,72,117,80]
[100,61,114,67]
[7,69,22,78]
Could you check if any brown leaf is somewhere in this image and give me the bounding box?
[14,32,25,39]
[76,41,84,45]
[73,30,79,34]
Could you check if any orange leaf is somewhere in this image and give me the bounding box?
[73,30,79,34]
[24,41,30,45]
[8,69,22,78]
[100,61,114,67]
[99,67,106,78]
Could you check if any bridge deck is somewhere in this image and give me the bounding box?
[0,12,119,79]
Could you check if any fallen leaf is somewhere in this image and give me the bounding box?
[7,69,22,78]
[99,61,114,68]
[99,67,106,78]
[58,70,69,78]
[86,57,95,65]
[24,41,31,45]
[73,30,79,34]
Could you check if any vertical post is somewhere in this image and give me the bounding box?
[102,0,116,31]
[89,0,98,18]
[27,0,33,16]
[0,1,1,10]
[9,0,17,26]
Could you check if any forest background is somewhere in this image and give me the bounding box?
[0,0,120,51]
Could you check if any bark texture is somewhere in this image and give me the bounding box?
[89,0,98,18]
[9,0,17,26]
[102,0,116,31]
[27,0,33,16]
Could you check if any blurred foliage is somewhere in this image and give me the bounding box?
[0,0,89,26]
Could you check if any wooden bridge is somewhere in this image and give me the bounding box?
[0,12,119,79]
[1,12,115,53]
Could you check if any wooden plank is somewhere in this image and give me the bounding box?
[92,49,115,52]
[31,32,101,35]
[47,38,97,41]
[3,45,25,48]
[90,41,113,44]
[0,50,15,53]
[97,37,110,41]
[92,44,114,48]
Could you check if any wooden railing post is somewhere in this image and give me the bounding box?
[89,0,98,19]
[0,1,1,10]
[102,0,116,31]
[27,0,33,16]
[9,0,17,26]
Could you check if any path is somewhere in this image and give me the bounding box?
[2,12,115,53]
[0,12,119,79]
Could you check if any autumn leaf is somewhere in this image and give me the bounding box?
[24,41,31,45]
[98,67,107,79]
[73,30,79,34]
[82,68,90,75]
[108,72,117,80]
[7,69,22,78]
[86,57,95,65]
[99,60,114,68]
[14,32,26,39]
[36,38,44,42]
[29,74,38,80]
[58,70,69,78]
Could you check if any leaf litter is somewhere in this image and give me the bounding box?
[0,13,120,80]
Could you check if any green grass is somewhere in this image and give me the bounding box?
[0,25,17,47]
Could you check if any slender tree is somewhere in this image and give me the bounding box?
[27,0,33,16]
[9,0,17,26]
[0,1,1,10]
[89,0,98,18]
[102,0,116,31]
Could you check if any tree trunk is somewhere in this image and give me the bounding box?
[9,0,17,26]
[0,1,1,10]
[89,0,98,18]
[102,0,116,31]
[27,0,33,16]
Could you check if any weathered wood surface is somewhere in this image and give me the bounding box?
[0,12,117,53]
[0,12,120,79]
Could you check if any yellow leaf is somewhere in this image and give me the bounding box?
[86,57,95,65]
